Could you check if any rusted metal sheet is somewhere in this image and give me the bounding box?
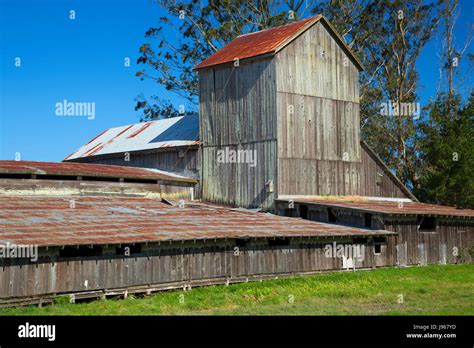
[276,197,474,218]
[194,17,318,70]
[0,196,393,247]
[0,160,196,184]
[194,15,363,71]
[64,115,200,161]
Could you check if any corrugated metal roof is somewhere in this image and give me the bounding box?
[0,196,393,247]
[276,196,474,218]
[0,160,196,184]
[64,115,200,161]
[194,15,363,71]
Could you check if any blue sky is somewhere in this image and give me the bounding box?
[0,0,472,162]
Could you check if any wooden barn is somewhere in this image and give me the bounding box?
[64,115,200,180]
[194,15,413,211]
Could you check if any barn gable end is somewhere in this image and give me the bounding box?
[275,19,361,197]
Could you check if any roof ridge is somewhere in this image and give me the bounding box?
[107,115,186,131]
[193,14,363,71]
[236,15,319,38]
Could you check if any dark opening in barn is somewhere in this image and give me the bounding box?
[418,216,437,232]
[364,213,373,228]
[373,237,386,255]
[328,208,338,223]
[268,238,291,247]
[59,246,103,259]
[300,205,309,219]
[236,239,248,248]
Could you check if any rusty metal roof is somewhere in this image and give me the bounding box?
[0,160,196,184]
[194,15,363,71]
[277,197,474,218]
[64,115,200,161]
[0,196,393,247]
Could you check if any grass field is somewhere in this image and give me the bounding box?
[0,264,473,315]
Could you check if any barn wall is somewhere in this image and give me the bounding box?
[359,142,412,199]
[275,22,360,103]
[275,201,474,267]
[199,58,278,210]
[0,237,387,302]
[70,147,200,179]
[69,147,200,198]
[275,21,361,197]
[383,218,474,266]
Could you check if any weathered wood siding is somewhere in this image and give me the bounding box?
[71,147,200,179]
[275,22,359,103]
[71,147,200,198]
[3,230,470,302]
[0,238,389,301]
[275,201,474,267]
[383,218,474,266]
[275,21,361,197]
[359,142,412,199]
[199,58,278,210]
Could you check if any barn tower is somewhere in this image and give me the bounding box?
[195,15,412,211]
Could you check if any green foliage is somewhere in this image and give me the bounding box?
[418,92,474,208]
[134,94,197,122]
[52,295,70,306]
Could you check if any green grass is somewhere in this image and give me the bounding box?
[1,264,473,315]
